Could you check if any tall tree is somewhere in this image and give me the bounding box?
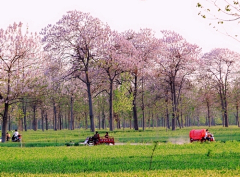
[202,48,240,127]
[98,30,135,131]
[123,29,158,130]
[231,79,240,127]
[41,11,110,132]
[0,22,41,142]
[197,73,216,127]
[154,30,201,130]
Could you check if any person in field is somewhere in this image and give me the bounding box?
[12,129,19,141]
[104,132,109,138]
[6,132,10,141]
[93,131,100,144]
[205,129,212,141]
[204,129,209,140]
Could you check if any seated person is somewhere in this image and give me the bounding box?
[6,132,10,141]
[104,132,109,138]
[92,131,100,144]
[12,129,19,141]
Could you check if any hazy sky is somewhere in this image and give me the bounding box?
[1,0,239,53]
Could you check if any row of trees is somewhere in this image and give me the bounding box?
[1,10,240,142]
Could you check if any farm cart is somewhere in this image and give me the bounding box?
[84,136,115,146]
[189,129,215,142]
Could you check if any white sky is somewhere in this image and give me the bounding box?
[1,0,239,53]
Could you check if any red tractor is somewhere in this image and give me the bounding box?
[189,129,215,142]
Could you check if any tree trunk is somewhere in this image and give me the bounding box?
[236,105,239,127]
[141,77,145,131]
[86,82,95,132]
[53,102,57,131]
[171,78,177,131]
[33,104,37,131]
[72,115,74,130]
[101,108,105,129]
[109,81,114,131]
[21,98,27,131]
[65,113,67,129]
[70,95,74,130]
[58,106,62,130]
[132,75,139,130]
[41,109,44,131]
[177,115,181,129]
[67,109,70,129]
[165,90,170,129]
[98,105,101,130]
[23,101,27,131]
[8,115,11,131]
[45,113,48,130]
[224,97,228,127]
[2,103,9,143]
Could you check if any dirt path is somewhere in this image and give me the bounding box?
[114,143,152,145]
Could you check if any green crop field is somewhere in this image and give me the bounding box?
[1,126,240,176]
[1,126,240,147]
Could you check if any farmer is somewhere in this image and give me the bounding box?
[12,129,19,141]
[205,129,211,141]
[93,131,100,144]
[104,132,109,138]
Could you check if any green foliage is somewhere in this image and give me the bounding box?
[113,77,133,116]
[215,117,222,125]
[225,5,231,11]
[197,3,202,8]
[234,1,239,5]
[12,103,25,121]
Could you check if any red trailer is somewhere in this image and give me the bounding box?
[84,136,115,145]
[98,137,115,145]
[189,129,214,142]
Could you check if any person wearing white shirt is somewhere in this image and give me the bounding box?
[13,129,19,138]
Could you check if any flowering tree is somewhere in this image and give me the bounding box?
[197,73,216,127]
[98,30,135,130]
[123,29,158,130]
[0,22,41,142]
[41,11,110,132]
[231,78,240,127]
[202,48,240,127]
[154,30,201,130]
